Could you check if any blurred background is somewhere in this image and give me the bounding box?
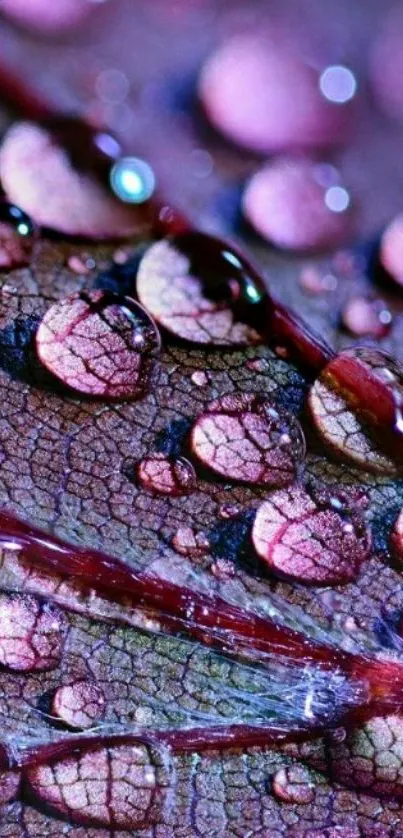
[2,0,403,351]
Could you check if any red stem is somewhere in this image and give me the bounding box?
[0,510,349,671]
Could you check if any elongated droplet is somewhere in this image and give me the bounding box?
[308,347,403,474]
[26,741,170,829]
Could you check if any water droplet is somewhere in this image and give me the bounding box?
[0,200,37,270]
[172,526,210,558]
[218,503,242,519]
[199,35,354,154]
[191,392,305,487]
[136,232,265,346]
[137,453,196,496]
[36,290,160,400]
[191,370,209,386]
[0,593,67,672]
[272,765,315,804]
[252,484,370,585]
[26,741,170,829]
[342,296,393,337]
[52,680,106,729]
[243,159,354,251]
[67,254,94,276]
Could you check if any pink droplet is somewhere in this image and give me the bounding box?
[52,680,106,730]
[243,159,354,252]
[136,234,262,347]
[67,255,94,276]
[370,5,403,123]
[341,296,392,337]
[218,503,242,519]
[26,741,169,829]
[272,765,315,804]
[36,290,160,400]
[0,122,149,240]
[0,201,38,270]
[1,0,94,35]
[172,526,210,558]
[191,370,209,387]
[190,392,305,487]
[199,35,354,153]
[252,485,371,585]
[137,453,196,496]
[0,592,67,672]
[380,213,403,288]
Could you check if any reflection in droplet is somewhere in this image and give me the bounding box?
[110,157,156,204]
[325,185,350,213]
[319,65,357,104]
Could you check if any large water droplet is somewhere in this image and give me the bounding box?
[36,290,160,400]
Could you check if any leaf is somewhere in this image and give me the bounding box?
[1,235,403,837]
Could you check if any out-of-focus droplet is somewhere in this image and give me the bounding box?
[110,156,156,204]
[191,370,209,386]
[342,296,392,337]
[95,68,130,104]
[199,35,355,154]
[379,213,403,288]
[370,4,403,123]
[1,0,95,34]
[0,201,38,270]
[243,159,354,251]
[319,65,357,104]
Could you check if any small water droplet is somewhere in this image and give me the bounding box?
[210,558,235,580]
[246,357,270,372]
[218,503,242,519]
[272,765,315,804]
[0,593,67,672]
[52,680,106,729]
[137,453,196,496]
[0,200,38,270]
[172,526,210,558]
[67,254,94,276]
[191,370,209,386]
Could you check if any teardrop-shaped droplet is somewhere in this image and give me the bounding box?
[136,232,267,346]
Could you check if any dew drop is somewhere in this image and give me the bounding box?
[191,370,209,387]
[0,593,67,672]
[198,35,354,153]
[272,765,315,804]
[190,392,305,487]
[36,290,160,400]
[308,347,403,474]
[379,213,403,288]
[319,65,357,104]
[341,296,393,337]
[218,503,242,519]
[137,453,196,496]
[245,357,270,372]
[243,159,354,252]
[67,254,94,276]
[0,200,38,270]
[52,680,106,729]
[26,741,171,829]
[172,526,210,558]
[136,232,265,346]
[0,771,21,804]
[252,484,371,585]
